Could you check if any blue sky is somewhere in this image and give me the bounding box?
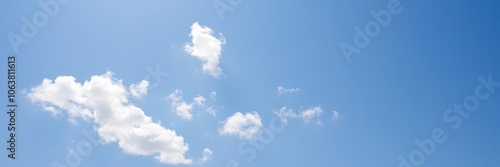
[1,0,500,166]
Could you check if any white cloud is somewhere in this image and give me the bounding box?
[273,106,324,124]
[277,86,300,96]
[205,107,217,117]
[167,90,212,120]
[175,102,194,120]
[184,22,226,78]
[193,95,206,106]
[167,90,193,120]
[210,91,217,100]
[28,72,195,165]
[27,75,92,123]
[332,111,340,120]
[219,111,263,140]
[300,106,323,124]
[273,107,296,125]
[199,148,213,163]
[129,80,149,98]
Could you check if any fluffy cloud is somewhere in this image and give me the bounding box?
[184,22,226,78]
[274,106,324,124]
[166,89,209,120]
[175,102,194,120]
[277,86,300,96]
[219,111,263,140]
[28,72,196,165]
[27,76,92,123]
[129,80,149,98]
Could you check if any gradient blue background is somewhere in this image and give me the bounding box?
[1,0,500,166]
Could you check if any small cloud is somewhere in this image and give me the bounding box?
[129,80,149,98]
[184,22,225,78]
[167,90,216,120]
[273,106,324,124]
[276,86,300,97]
[274,107,296,125]
[205,107,217,117]
[210,91,217,101]
[300,106,323,124]
[199,148,213,163]
[175,102,194,120]
[193,95,206,106]
[219,111,263,140]
[167,89,194,120]
[332,111,340,120]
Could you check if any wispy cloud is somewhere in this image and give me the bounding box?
[205,106,218,117]
[210,91,217,100]
[273,107,295,125]
[276,86,300,97]
[274,106,324,124]
[300,106,324,124]
[332,111,342,120]
[199,148,213,163]
[167,89,217,120]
